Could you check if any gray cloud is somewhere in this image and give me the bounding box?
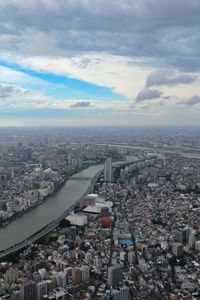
[70,101,93,108]
[0,1,200,70]
[145,70,196,87]
[0,83,28,98]
[162,96,172,100]
[136,88,162,102]
[185,96,200,106]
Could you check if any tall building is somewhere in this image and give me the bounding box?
[72,267,81,284]
[188,234,196,249]
[20,280,36,300]
[108,265,122,287]
[103,286,130,300]
[56,271,67,288]
[42,288,71,300]
[185,226,194,241]
[11,290,21,300]
[195,240,200,251]
[174,229,185,243]
[53,288,69,300]
[112,285,130,300]
[171,242,183,258]
[104,158,112,182]
[36,281,48,300]
[4,268,19,284]
[80,266,90,283]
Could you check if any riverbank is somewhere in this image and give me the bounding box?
[0,165,93,229]
[0,164,104,256]
[0,179,66,229]
[0,158,139,257]
[0,168,102,260]
[95,143,200,159]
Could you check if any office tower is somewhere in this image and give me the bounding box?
[20,280,36,300]
[72,267,81,284]
[195,240,200,251]
[171,242,183,258]
[80,266,90,282]
[4,268,19,284]
[104,158,112,182]
[103,286,130,300]
[11,290,21,300]
[56,271,67,288]
[103,290,111,300]
[185,226,194,241]
[94,256,102,268]
[120,251,126,262]
[108,265,122,287]
[188,234,196,249]
[128,251,134,265]
[174,229,185,243]
[112,285,130,300]
[85,252,92,263]
[69,226,77,240]
[54,289,69,300]
[36,281,48,300]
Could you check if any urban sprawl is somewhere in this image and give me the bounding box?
[0,127,200,300]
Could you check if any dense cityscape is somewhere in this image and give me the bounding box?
[0,127,199,299]
[1,0,200,298]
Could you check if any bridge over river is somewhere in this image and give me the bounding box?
[70,176,94,181]
[0,164,104,259]
[0,157,139,259]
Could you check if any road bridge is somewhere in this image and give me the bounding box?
[70,176,93,181]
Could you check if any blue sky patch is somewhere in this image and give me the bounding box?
[0,60,125,101]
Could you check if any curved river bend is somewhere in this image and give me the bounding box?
[0,164,103,252]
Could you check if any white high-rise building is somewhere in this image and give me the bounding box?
[104,158,112,182]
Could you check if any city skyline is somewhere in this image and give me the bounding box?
[0,0,200,126]
[0,127,200,299]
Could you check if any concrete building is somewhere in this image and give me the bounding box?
[4,268,19,284]
[72,267,81,284]
[66,214,87,226]
[80,266,90,283]
[36,281,48,300]
[20,280,36,300]
[104,158,113,182]
[11,290,21,300]
[171,242,183,258]
[56,271,67,288]
[108,266,122,287]
[112,285,130,300]
[195,240,200,251]
[188,234,196,249]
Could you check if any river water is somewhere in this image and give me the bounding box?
[0,164,103,252]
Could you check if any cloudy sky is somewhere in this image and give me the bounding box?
[0,0,200,126]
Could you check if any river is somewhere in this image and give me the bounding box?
[0,164,103,252]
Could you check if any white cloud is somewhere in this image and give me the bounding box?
[8,53,151,99]
[0,65,49,89]
[0,0,199,125]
